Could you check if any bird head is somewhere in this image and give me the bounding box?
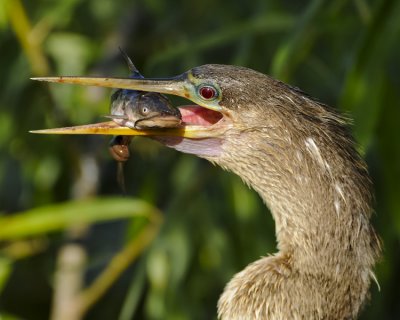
[31,65,238,153]
[31,64,347,173]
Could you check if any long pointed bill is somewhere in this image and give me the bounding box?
[31,72,229,139]
[32,74,189,97]
[29,121,222,139]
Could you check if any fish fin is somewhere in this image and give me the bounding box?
[118,47,142,78]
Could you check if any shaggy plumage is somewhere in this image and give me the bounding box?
[189,65,380,319]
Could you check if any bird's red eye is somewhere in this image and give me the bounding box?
[199,85,217,100]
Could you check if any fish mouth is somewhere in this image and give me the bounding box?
[134,114,183,129]
[103,113,183,129]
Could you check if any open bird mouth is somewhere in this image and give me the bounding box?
[31,104,227,158]
[30,104,227,139]
[30,74,230,142]
[179,105,223,126]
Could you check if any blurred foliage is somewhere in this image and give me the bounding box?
[0,0,399,319]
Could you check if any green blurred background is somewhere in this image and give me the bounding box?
[0,0,399,319]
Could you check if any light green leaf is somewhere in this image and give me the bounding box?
[0,197,160,240]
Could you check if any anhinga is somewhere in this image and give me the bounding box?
[32,64,380,319]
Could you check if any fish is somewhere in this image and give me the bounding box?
[108,49,182,192]
[107,49,182,130]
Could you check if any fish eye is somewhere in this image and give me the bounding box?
[198,85,218,100]
[141,106,149,115]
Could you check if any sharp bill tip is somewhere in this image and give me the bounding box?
[30,77,61,82]
[29,129,61,134]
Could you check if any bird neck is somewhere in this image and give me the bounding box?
[214,126,378,275]
[215,124,380,319]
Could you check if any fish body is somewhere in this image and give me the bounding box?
[110,88,181,130]
[109,50,181,130]
[109,50,182,162]
[108,50,182,191]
